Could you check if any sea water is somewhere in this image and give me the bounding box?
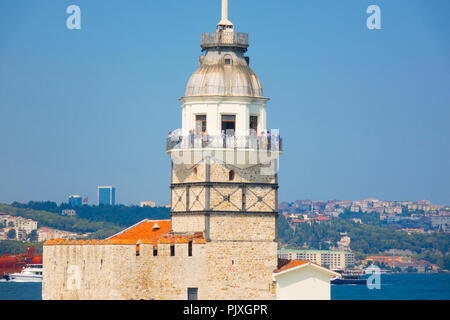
[332,273,450,300]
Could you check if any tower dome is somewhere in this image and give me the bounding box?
[185,48,263,98]
[176,0,274,138]
[184,0,263,98]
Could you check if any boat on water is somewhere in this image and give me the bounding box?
[0,246,43,280]
[331,269,367,285]
[8,264,43,282]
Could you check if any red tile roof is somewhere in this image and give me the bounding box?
[44,219,205,246]
[274,258,339,277]
[275,260,309,273]
[314,216,331,221]
[108,219,171,245]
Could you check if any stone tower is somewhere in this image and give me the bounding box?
[167,0,282,298]
[42,0,284,301]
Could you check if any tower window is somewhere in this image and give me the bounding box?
[224,55,232,65]
[188,240,193,257]
[221,115,235,135]
[187,288,198,300]
[195,115,207,133]
[136,244,140,256]
[229,170,235,181]
[170,245,175,256]
[153,248,158,256]
[250,116,258,135]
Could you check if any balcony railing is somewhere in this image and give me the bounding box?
[201,32,249,49]
[166,134,282,152]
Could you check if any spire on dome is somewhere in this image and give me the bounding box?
[201,0,247,50]
[217,0,234,31]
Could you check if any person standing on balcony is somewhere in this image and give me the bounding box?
[273,131,280,150]
[189,130,194,148]
[202,130,210,148]
[260,131,267,150]
[222,130,226,148]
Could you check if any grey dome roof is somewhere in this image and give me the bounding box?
[185,49,263,98]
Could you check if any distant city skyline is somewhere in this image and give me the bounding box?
[98,186,115,206]
[0,1,449,206]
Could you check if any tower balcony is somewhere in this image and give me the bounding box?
[166,133,282,152]
[201,32,249,50]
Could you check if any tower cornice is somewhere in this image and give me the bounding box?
[179,95,270,104]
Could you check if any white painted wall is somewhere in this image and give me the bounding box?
[274,265,333,300]
[179,96,268,136]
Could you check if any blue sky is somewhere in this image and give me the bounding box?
[0,0,449,206]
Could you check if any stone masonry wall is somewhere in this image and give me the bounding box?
[43,239,277,300]
[204,241,278,300]
[43,242,208,300]
[171,214,206,233]
[208,214,276,241]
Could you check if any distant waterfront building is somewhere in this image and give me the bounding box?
[98,186,116,206]
[0,214,38,240]
[61,209,77,217]
[278,249,355,270]
[337,235,351,251]
[140,201,156,208]
[68,195,82,206]
[37,227,78,242]
[431,215,450,230]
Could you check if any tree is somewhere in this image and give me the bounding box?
[7,229,17,240]
[28,230,38,242]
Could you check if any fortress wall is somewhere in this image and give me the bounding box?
[209,161,276,184]
[209,185,243,211]
[171,187,187,212]
[171,214,206,233]
[245,186,277,212]
[208,214,276,241]
[189,186,207,211]
[43,242,208,300]
[172,158,277,185]
[172,162,207,184]
[203,241,278,300]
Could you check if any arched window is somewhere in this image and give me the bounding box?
[229,170,235,181]
[224,54,232,65]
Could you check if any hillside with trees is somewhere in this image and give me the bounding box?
[1,202,170,239]
[10,201,170,228]
[277,214,450,269]
[0,202,171,256]
[0,240,43,256]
